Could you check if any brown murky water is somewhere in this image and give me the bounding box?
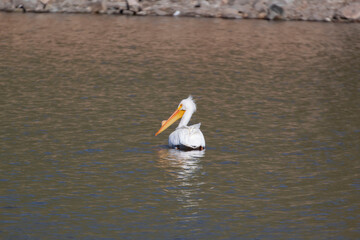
[0,12,359,239]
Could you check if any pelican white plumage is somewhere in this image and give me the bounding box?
[155,96,205,151]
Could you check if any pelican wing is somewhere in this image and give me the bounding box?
[169,123,205,149]
[189,123,201,129]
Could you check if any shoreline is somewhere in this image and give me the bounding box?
[1,0,359,23]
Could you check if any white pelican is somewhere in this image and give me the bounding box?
[155,96,205,151]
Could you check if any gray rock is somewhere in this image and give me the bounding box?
[192,7,218,18]
[221,7,241,19]
[12,0,38,10]
[153,8,171,16]
[136,10,147,16]
[88,0,103,13]
[339,2,360,20]
[254,0,267,13]
[267,4,284,20]
[234,4,252,18]
[127,0,141,12]
[0,0,358,22]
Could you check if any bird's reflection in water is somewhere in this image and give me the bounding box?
[157,149,205,209]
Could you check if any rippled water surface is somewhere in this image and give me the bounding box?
[1,13,360,239]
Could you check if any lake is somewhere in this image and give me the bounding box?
[0,12,359,239]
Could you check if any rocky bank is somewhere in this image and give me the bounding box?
[1,0,359,22]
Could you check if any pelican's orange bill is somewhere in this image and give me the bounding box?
[155,106,185,136]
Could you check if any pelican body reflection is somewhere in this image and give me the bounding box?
[157,149,205,209]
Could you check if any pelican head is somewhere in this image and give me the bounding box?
[155,96,196,136]
[178,95,197,113]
